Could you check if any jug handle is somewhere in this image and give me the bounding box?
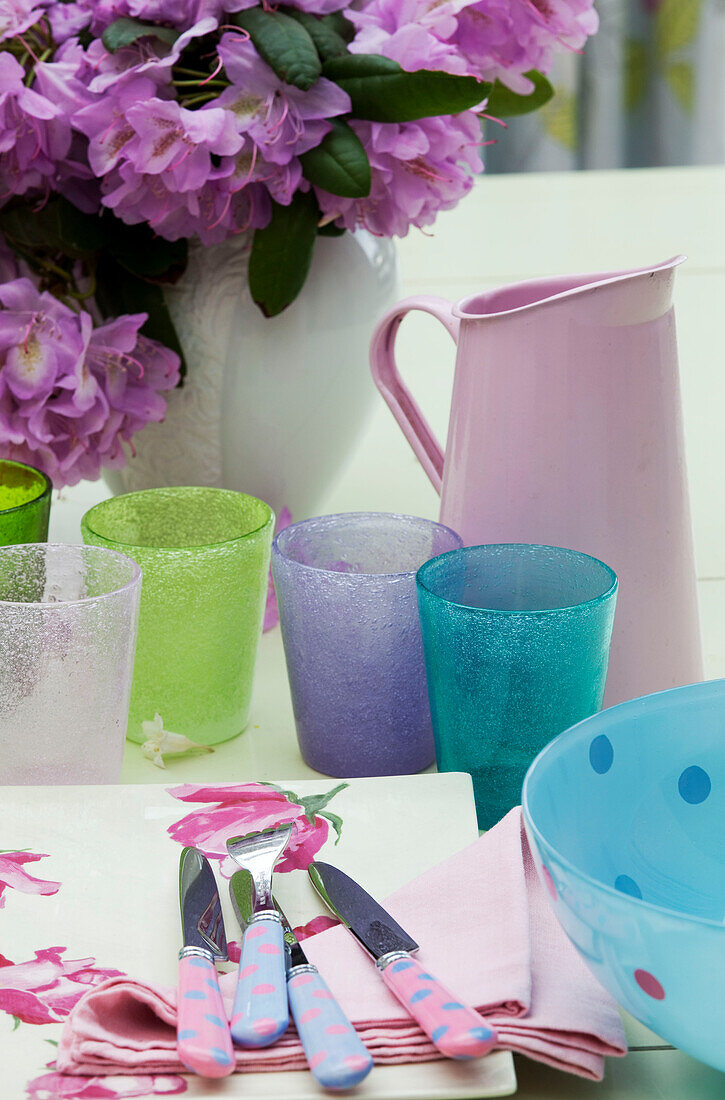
[370,296,459,494]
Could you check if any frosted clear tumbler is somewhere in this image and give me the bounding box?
[272,512,463,777]
[0,544,141,785]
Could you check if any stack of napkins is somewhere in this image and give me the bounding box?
[58,808,626,1081]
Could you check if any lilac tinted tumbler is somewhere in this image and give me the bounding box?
[272,513,463,777]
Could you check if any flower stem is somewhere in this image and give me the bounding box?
[181,92,218,108]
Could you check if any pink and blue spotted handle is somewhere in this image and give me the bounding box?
[176,954,234,1078]
[231,914,289,1048]
[380,954,497,1060]
[288,967,373,1091]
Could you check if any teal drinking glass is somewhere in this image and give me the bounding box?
[416,544,618,829]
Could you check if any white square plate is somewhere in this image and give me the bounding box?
[0,772,516,1099]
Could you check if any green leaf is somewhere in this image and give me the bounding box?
[655,0,702,59]
[102,215,188,282]
[45,1039,59,1047]
[325,12,355,44]
[282,10,350,62]
[300,120,371,198]
[300,783,348,817]
[12,1016,21,1031]
[319,811,344,845]
[94,255,187,379]
[232,9,321,91]
[0,197,105,259]
[484,71,554,117]
[664,60,695,112]
[322,54,487,123]
[102,16,179,52]
[249,192,320,316]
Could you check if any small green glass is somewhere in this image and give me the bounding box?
[82,487,274,745]
[0,460,51,545]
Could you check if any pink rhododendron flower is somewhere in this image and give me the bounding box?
[0,0,47,42]
[166,782,335,877]
[0,279,180,486]
[349,0,597,92]
[0,850,60,909]
[0,53,69,202]
[82,18,218,94]
[0,947,124,1024]
[26,1072,188,1099]
[316,113,482,237]
[216,35,351,166]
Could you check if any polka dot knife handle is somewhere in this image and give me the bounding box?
[380,955,497,1060]
[288,967,374,1090]
[176,953,234,1078]
[231,914,289,1047]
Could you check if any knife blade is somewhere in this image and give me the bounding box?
[177,847,234,1078]
[230,870,373,1090]
[308,861,497,1061]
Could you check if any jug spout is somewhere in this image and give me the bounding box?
[454,255,687,321]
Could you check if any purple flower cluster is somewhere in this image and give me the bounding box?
[0,0,596,482]
[0,0,597,238]
[0,278,180,485]
[317,113,482,238]
[349,0,598,94]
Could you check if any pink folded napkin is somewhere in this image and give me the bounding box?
[57,808,626,1081]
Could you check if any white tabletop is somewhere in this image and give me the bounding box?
[49,165,725,1097]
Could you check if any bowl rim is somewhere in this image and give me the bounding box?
[522,677,725,930]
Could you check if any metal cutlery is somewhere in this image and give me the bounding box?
[309,860,497,1061]
[230,868,374,1090]
[177,846,234,1077]
[225,824,292,1047]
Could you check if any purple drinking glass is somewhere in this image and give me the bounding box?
[271,512,463,777]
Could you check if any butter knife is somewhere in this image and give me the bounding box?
[308,860,497,1061]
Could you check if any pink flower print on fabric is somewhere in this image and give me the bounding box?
[0,851,60,909]
[166,782,334,878]
[264,507,292,631]
[0,947,124,1024]
[26,1071,188,1098]
[292,915,340,941]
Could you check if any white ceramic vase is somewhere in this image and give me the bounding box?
[103,230,400,519]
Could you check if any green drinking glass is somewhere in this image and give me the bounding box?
[82,487,274,745]
[0,460,51,545]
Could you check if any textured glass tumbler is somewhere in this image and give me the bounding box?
[417,544,618,829]
[0,460,51,545]
[272,513,463,777]
[0,544,141,784]
[82,487,274,745]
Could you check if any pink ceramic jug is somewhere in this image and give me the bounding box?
[370,257,703,706]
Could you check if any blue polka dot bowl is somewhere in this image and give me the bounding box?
[522,678,725,1071]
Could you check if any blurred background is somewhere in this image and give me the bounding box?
[485,0,725,172]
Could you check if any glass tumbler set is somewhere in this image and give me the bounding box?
[0,455,618,824]
[273,518,618,827]
[0,476,273,786]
